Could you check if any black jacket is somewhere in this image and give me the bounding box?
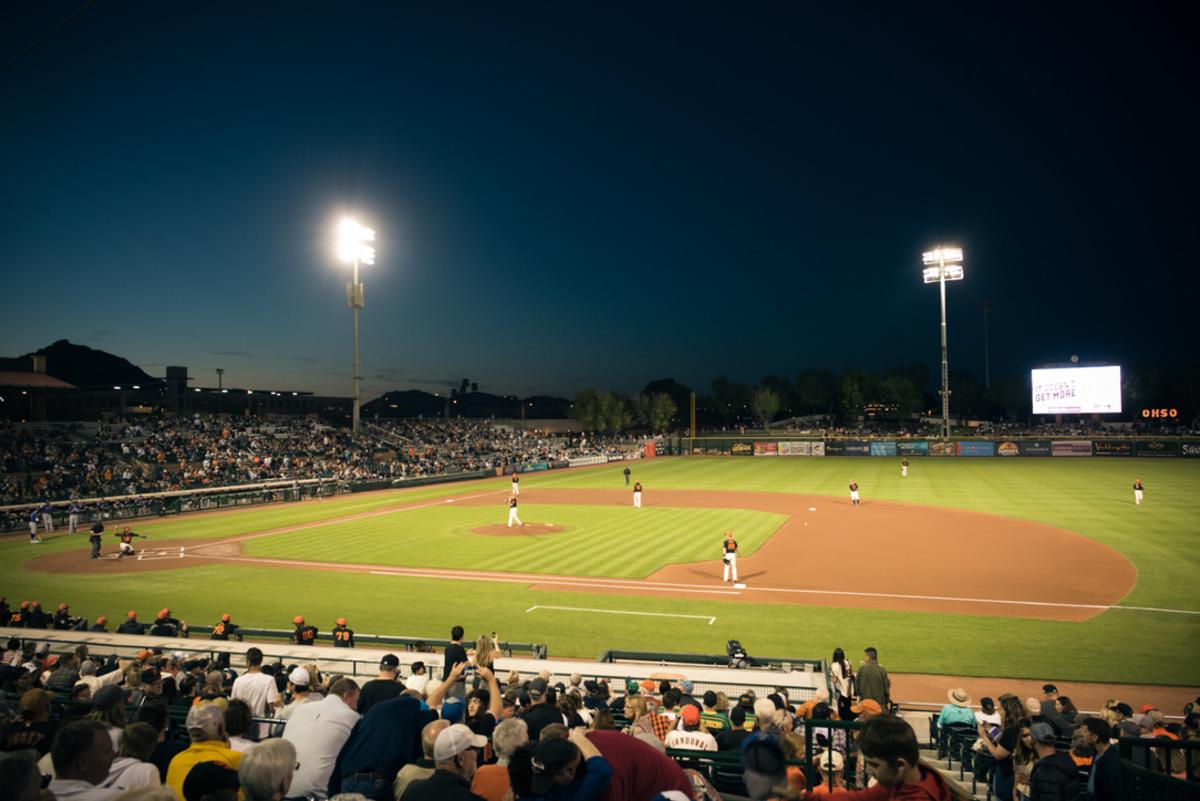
[399,768,484,801]
[1030,751,1081,801]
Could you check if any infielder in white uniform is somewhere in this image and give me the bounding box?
[68,503,80,533]
[633,481,643,508]
[506,495,523,527]
[849,481,861,506]
[900,459,908,478]
[511,474,520,496]
[722,531,738,583]
[1133,478,1144,506]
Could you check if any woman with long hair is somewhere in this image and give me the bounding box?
[977,694,1030,801]
[830,648,854,719]
[1011,724,1036,801]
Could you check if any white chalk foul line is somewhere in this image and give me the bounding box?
[526,605,716,624]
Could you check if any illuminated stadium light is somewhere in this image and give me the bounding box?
[336,216,376,435]
[921,245,965,439]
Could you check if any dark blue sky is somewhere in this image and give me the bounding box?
[2,2,1194,399]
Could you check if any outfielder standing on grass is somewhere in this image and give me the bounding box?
[1133,478,1144,506]
[722,531,739,583]
[506,494,523,528]
[901,458,908,478]
[633,481,643,508]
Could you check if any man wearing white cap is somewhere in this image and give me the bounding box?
[400,723,487,801]
[276,667,319,723]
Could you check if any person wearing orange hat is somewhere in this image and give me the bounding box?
[291,615,318,646]
[114,525,146,557]
[25,602,50,630]
[332,617,355,648]
[210,613,239,641]
[90,615,109,632]
[150,608,184,637]
[10,601,30,628]
[117,610,147,635]
[53,603,74,631]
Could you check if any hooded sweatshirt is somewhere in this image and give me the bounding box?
[819,765,955,801]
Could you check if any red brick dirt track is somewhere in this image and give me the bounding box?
[24,483,1195,712]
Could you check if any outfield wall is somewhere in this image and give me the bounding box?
[683,436,1200,458]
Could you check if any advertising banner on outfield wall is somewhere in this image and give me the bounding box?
[1136,440,1181,457]
[957,441,996,457]
[870,441,898,457]
[996,442,1020,457]
[897,441,929,456]
[811,441,825,456]
[570,455,609,467]
[1093,441,1134,457]
[778,441,822,456]
[1018,440,1053,456]
[753,441,779,456]
[929,441,956,456]
[825,440,869,455]
[730,442,754,456]
[1052,440,1093,456]
[1182,442,1200,458]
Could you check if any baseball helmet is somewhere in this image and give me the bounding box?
[221,613,231,622]
[127,610,137,618]
[336,617,347,626]
[96,616,107,625]
[293,615,305,625]
[58,603,69,611]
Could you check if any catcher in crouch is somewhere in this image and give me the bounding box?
[115,526,147,557]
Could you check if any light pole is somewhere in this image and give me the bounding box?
[338,218,376,435]
[981,300,991,390]
[922,246,964,439]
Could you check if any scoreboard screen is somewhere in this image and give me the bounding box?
[1031,366,1122,414]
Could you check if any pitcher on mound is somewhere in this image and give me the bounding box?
[506,494,524,528]
[722,531,738,583]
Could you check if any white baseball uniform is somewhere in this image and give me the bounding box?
[506,497,523,527]
[723,537,738,582]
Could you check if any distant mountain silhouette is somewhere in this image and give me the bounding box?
[0,340,158,388]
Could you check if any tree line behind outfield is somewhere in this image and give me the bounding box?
[571,363,1200,433]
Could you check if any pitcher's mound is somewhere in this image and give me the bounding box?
[472,523,565,537]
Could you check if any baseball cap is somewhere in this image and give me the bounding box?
[625,678,639,694]
[58,603,69,611]
[679,680,694,694]
[1030,722,1057,744]
[91,685,125,711]
[336,617,347,626]
[1114,703,1133,717]
[529,738,578,794]
[182,761,240,801]
[851,699,883,715]
[441,699,465,722]
[220,613,231,622]
[292,615,305,625]
[127,610,138,619]
[1042,684,1058,693]
[95,616,107,625]
[681,705,701,725]
[583,679,600,694]
[738,692,755,708]
[640,678,657,693]
[158,608,171,619]
[45,655,60,668]
[529,677,548,698]
[817,749,845,774]
[289,667,310,687]
[140,669,162,685]
[380,654,400,669]
[1139,704,1157,713]
[433,723,487,762]
[742,737,787,799]
[1132,714,1154,729]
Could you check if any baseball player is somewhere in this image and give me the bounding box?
[89,520,104,559]
[28,509,41,543]
[722,531,739,583]
[292,615,318,645]
[623,466,631,486]
[901,458,908,478]
[68,502,80,533]
[211,613,239,641]
[333,617,355,648]
[115,526,145,557]
[40,503,54,534]
[506,494,523,528]
[633,481,643,508]
[1133,478,1145,506]
[511,473,520,496]
[849,480,861,507]
[53,603,74,630]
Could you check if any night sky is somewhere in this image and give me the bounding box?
[2,2,1194,400]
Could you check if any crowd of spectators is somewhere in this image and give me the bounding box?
[1,416,641,531]
[2,617,1197,801]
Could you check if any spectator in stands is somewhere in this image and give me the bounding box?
[277,667,319,722]
[0,749,44,801]
[519,678,562,741]
[46,655,82,695]
[1038,684,1059,717]
[937,688,976,728]
[181,761,240,801]
[838,715,963,801]
[165,704,242,800]
[2,689,56,755]
[461,670,502,738]
[231,649,280,740]
[717,707,750,751]
[469,717,526,801]
[810,702,846,755]
[1045,697,1077,737]
[282,677,361,800]
[977,697,1001,739]
[102,722,160,791]
[699,691,731,734]
[330,693,428,801]
[399,723,488,801]
[740,736,787,800]
[48,719,121,801]
[507,728,610,801]
[856,648,890,711]
[665,705,717,752]
[977,694,1030,801]
[394,720,449,801]
[87,686,128,752]
[442,627,467,682]
[359,655,404,715]
[239,738,296,801]
[76,659,124,697]
[752,698,781,737]
[117,612,146,636]
[1028,722,1080,801]
[1079,718,1118,801]
[224,701,258,754]
[404,663,429,695]
[136,699,184,783]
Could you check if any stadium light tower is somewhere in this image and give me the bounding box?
[922,246,964,439]
[338,218,375,435]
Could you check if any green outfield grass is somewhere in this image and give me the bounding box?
[4,456,1199,687]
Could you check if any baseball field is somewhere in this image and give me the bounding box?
[6,456,1199,687]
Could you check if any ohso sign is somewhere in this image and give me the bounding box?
[1141,408,1178,419]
